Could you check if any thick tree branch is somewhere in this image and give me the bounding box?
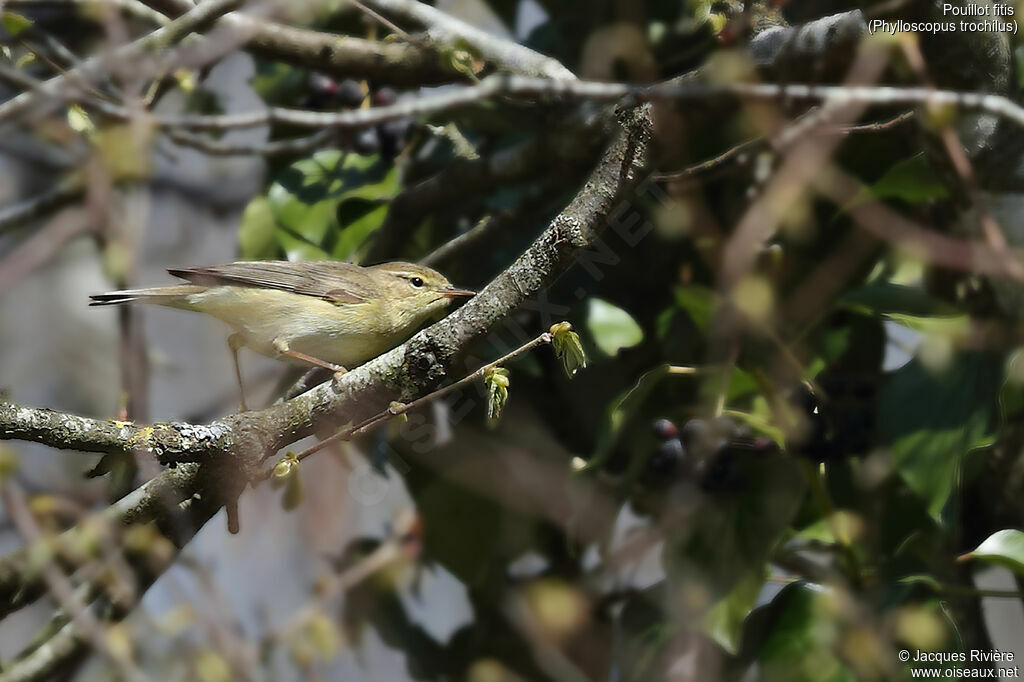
[0,104,652,465]
[0,103,653,675]
[244,20,458,86]
[0,401,232,458]
[133,0,465,86]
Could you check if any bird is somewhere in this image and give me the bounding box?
[90,260,474,409]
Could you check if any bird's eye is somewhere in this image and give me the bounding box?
[410,277,424,288]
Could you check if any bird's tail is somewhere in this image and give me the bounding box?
[88,285,205,307]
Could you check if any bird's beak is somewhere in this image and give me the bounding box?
[442,287,475,299]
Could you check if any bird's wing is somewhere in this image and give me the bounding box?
[167,261,379,304]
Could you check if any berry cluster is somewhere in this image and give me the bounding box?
[649,416,780,492]
[302,77,411,160]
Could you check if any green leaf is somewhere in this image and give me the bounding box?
[878,352,1001,520]
[700,567,767,654]
[66,104,94,136]
[673,285,716,334]
[587,365,671,471]
[550,321,587,377]
[756,584,856,682]
[836,154,949,221]
[897,574,944,591]
[793,511,864,546]
[963,529,1024,575]
[1,12,33,37]
[238,196,277,260]
[1000,348,1024,421]
[838,283,959,317]
[870,154,949,203]
[724,408,786,446]
[266,151,398,262]
[585,297,644,356]
[664,451,805,602]
[332,199,389,261]
[484,367,510,424]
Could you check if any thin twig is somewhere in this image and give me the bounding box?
[1,481,150,682]
[899,39,1024,281]
[0,212,90,293]
[654,111,914,182]
[268,510,418,644]
[349,0,411,39]
[133,0,459,86]
[290,331,553,464]
[164,128,336,157]
[78,76,1024,137]
[5,0,171,26]
[0,0,243,125]
[0,176,86,234]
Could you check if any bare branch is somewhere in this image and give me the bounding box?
[0,618,86,682]
[289,330,554,463]
[0,0,244,126]
[81,75,1024,136]
[0,105,653,471]
[2,482,150,682]
[0,176,85,234]
[0,104,653,672]
[0,400,236,459]
[135,0,464,85]
[163,128,335,157]
[0,462,201,620]
[5,0,171,26]
[0,211,91,292]
[360,0,576,80]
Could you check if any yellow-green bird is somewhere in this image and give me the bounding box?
[90,260,474,409]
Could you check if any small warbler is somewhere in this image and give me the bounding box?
[90,260,474,409]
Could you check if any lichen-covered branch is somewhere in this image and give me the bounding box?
[0,106,653,646]
[0,400,234,459]
[0,105,652,464]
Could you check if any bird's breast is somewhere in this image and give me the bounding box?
[184,287,412,367]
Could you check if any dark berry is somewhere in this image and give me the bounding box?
[700,447,743,493]
[376,120,409,160]
[336,79,365,108]
[372,87,397,107]
[712,415,739,438]
[649,438,686,476]
[681,418,710,448]
[652,418,679,441]
[309,73,339,97]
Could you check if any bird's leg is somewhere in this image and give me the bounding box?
[228,333,249,412]
[272,338,348,382]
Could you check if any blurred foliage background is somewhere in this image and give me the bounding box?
[3,0,1024,680]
